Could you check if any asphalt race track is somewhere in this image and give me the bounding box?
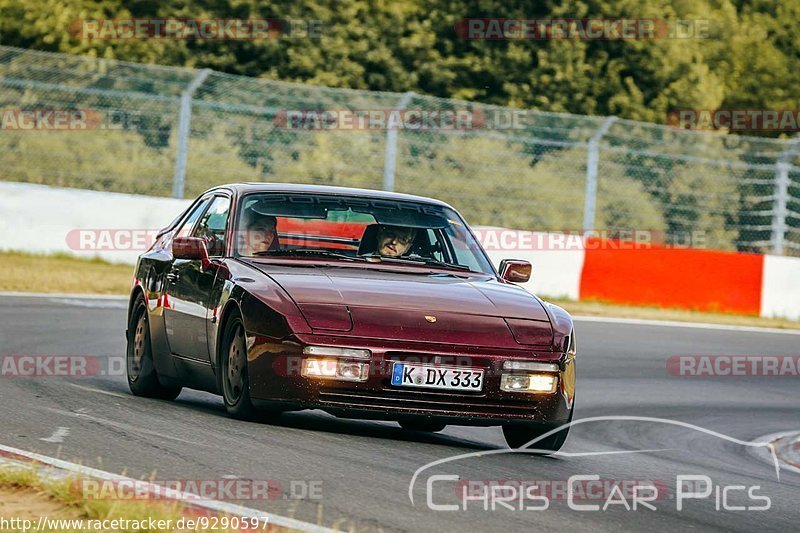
[1,294,798,532]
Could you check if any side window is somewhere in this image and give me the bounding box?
[444,226,483,272]
[192,196,231,257]
[174,197,212,240]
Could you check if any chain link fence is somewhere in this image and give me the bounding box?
[1,45,798,255]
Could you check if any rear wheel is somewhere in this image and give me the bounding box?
[127,295,182,400]
[221,315,256,420]
[399,420,447,433]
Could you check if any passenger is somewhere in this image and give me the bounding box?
[376,225,416,257]
[240,212,278,256]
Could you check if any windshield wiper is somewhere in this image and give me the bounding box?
[253,249,362,261]
[358,253,423,265]
[360,253,472,271]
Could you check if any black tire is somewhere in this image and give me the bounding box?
[127,294,182,400]
[502,409,573,452]
[399,420,447,433]
[221,314,256,420]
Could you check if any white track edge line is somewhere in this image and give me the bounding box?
[573,315,800,335]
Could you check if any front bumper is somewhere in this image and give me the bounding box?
[246,333,575,426]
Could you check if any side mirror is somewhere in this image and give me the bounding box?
[499,259,531,283]
[173,237,210,268]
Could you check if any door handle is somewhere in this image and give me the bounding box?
[166,273,180,283]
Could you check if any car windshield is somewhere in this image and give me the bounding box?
[235,193,494,274]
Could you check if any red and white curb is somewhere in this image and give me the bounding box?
[749,431,800,476]
[764,432,800,475]
[0,443,338,533]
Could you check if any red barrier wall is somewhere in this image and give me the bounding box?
[579,241,764,315]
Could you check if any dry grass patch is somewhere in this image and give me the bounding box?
[0,252,132,294]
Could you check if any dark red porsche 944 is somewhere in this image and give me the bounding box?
[126,183,576,451]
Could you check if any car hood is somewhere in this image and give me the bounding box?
[245,262,553,348]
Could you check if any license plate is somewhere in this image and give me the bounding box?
[391,363,484,391]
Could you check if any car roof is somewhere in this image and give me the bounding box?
[204,182,455,209]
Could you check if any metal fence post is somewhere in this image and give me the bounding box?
[583,116,617,234]
[382,91,414,192]
[770,133,800,255]
[172,68,212,198]
[770,162,791,255]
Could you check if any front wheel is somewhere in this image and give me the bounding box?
[127,295,182,400]
[502,423,569,452]
[221,315,256,420]
[502,408,573,453]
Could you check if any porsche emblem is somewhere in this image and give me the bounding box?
[425,315,437,323]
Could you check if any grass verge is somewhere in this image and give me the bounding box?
[0,464,249,532]
[0,251,132,294]
[0,251,797,330]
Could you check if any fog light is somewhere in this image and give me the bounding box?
[302,358,338,378]
[302,357,368,382]
[338,362,366,380]
[527,374,557,392]
[501,373,557,393]
[501,374,530,391]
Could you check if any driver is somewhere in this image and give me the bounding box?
[376,225,416,257]
[240,211,278,256]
